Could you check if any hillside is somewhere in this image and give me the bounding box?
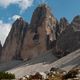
[6,49,80,78]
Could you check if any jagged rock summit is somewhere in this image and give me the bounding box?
[56,16,80,56]
[59,17,69,34]
[1,18,28,62]
[19,4,58,60]
[1,4,80,63]
[1,4,58,62]
[0,4,80,78]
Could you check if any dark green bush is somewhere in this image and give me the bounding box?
[0,72,15,79]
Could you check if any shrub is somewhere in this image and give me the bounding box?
[0,72,15,79]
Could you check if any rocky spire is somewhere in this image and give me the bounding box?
[59,17,69,34]
[30,4,58,50]
[71,15,80,31]
[1,18,28,62]
[0,4,58,62]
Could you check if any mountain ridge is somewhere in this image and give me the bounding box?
[0,4,80,64]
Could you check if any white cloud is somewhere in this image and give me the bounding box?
[0,0,34,13]
[0,0,18,8]
[19,0,34,13]
[0,20,11,45]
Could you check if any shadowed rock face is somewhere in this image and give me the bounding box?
[1,4,57,62]
[56,16,80,56]
[1,18,28,62]
[59,17,69,34]
[1,4,80,62]
[21,4,58,60]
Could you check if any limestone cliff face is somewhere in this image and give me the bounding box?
[21,4,58,60]
[71,15,80,31]
[1,18,28,62]
[2,4,80,62]
[59,17,69,34]
[1,4,57,62]
[55,17,69,39]
[56,16,80,56]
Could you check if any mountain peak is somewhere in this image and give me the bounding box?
[16,17,24,22]
[72,15,80,25]
[13,17,26,26]
[71,15,80,31]
[60,17,68,23]
[30,4,57,32]
[58,17,69,34]
[72,15,80,21]
[1,17,28,62]
[38,3,49,9]
[1,4,80,63]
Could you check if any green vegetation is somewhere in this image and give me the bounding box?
[0,72,15,79]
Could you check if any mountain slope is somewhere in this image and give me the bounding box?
[50,49,80,71]
[1,4,80,63]
[7,49,80,78]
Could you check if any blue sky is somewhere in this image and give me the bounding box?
[0,0,80,45]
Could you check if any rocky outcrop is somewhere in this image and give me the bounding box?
[1,4,58,62]
[55,17,69,40]
[59,17,69,34]
[71,15,80,31]
[56,16,80,57]
[1,18,28,62]
[21,4,58,60]
[1,3,80,62]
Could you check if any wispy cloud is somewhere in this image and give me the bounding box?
[0,0,34,13]
[0,20,11,45]
[19,0,34,14]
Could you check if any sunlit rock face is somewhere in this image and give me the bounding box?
[59,17,69,34]
[0,4,58,62]
[1,18,28,62]
[71,15,80,31]
[56,16,80,56]
[21,4,58,60]
[0,4,80,63]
